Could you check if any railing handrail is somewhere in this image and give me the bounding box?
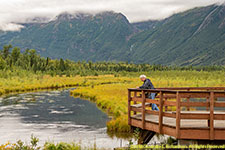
[128,87,225,140]
[128,88,225,94]
[158,87,225,91]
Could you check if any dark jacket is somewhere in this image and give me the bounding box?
[139,78,155,89]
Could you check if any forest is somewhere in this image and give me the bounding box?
[0,45,224,78]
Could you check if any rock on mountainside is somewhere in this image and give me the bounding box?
[0,4,224,65]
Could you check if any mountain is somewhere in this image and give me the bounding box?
[0,12,135,61]
[128,4,225,65]
[0,4,224,65]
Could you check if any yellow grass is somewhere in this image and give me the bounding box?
[1,70,224,133]
[70,71,225,132]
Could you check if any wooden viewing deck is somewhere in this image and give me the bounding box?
[128,87,225,144]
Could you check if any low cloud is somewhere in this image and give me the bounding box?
[0,0,224,31]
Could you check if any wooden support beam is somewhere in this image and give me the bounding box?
[130,107,142,113]
[187,89,190,111]
[131,97,143,102]
[165,98,168,111]
[134,91,137,115]
[128,90,131,125]
[142,90,146,129]
[159,91,163,134]
[210,92,214,140]
[206,97,209,111]
[164,101,176,106]
[145,110,159,115]
[176,92,181,139]
[145,98,159,105]
[180,102,209,107]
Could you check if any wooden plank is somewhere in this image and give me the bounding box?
[134,91,137,115]
[176,92,181,139]
[162,126,176,137]
[163,112,176,118]
[180,113,209,119]
[142,90,146,129]
[131,103,151,108]
[214,130,225,140]
[187,89,190,111]
[210,91,214,140]
[186,98,190,111]
[214,114,225,120]
[145,110,159,115]
[157,87,225,91]
[206,97,209,111]
[164,101,176,106]
[130,118,142,128]
[159,91,163,134]
[156,95,176,99]
[180,92,210,98]
[131,97,143,102]
[214,92,225,98]
[180,102,209,107]
[180,129,209,140]
[144,121,159,133]
[145,98,159,105]
[165,98,168,111]
[128,90,131,125]
[130,107,142,113]
[214,102,225,107]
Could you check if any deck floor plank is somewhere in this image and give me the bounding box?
[131,111,225,129]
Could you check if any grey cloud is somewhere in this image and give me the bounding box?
[0,0,224,31]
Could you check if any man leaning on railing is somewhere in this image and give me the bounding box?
[137,75,159,111]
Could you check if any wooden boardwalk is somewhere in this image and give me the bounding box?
[128,87,225,143]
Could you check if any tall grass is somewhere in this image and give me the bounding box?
[70,70,225,132]
[1,69,224,133]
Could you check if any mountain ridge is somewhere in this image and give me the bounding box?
[0,4,224,66]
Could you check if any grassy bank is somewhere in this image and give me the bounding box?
[1,69,224,133]
[70,70,225,133]
[0,69,125,96]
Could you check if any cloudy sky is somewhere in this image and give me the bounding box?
[0,0,224,31]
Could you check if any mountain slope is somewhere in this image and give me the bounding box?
[0,4,224,65]
[128,5,225,65]
[1,12,135,61]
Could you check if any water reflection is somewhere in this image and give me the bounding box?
[0,89,131,149]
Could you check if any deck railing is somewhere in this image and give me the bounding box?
[128,87,225,140]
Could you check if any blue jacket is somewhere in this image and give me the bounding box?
[139,79,155,89]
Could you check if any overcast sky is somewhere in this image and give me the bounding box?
[0,0,224,31]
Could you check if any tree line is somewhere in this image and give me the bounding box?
[0,45,224,76]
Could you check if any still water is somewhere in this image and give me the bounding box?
[0,89,132,149]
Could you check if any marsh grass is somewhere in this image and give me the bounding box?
[70,70,225,133]
[1,70,224,133]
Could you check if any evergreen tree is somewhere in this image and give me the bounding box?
[11,47,21,64]
[2,44,12,59]
[59,58,65,71]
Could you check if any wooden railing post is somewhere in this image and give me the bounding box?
[187,89,190,111]
[128,89,131,125]
[206,97,209,111]
[165,97,168,111]
[142,90,146,129]
[134,91,137,115]
[159,91,163,134]
[176,92,181,139]
[210,91,214,140]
